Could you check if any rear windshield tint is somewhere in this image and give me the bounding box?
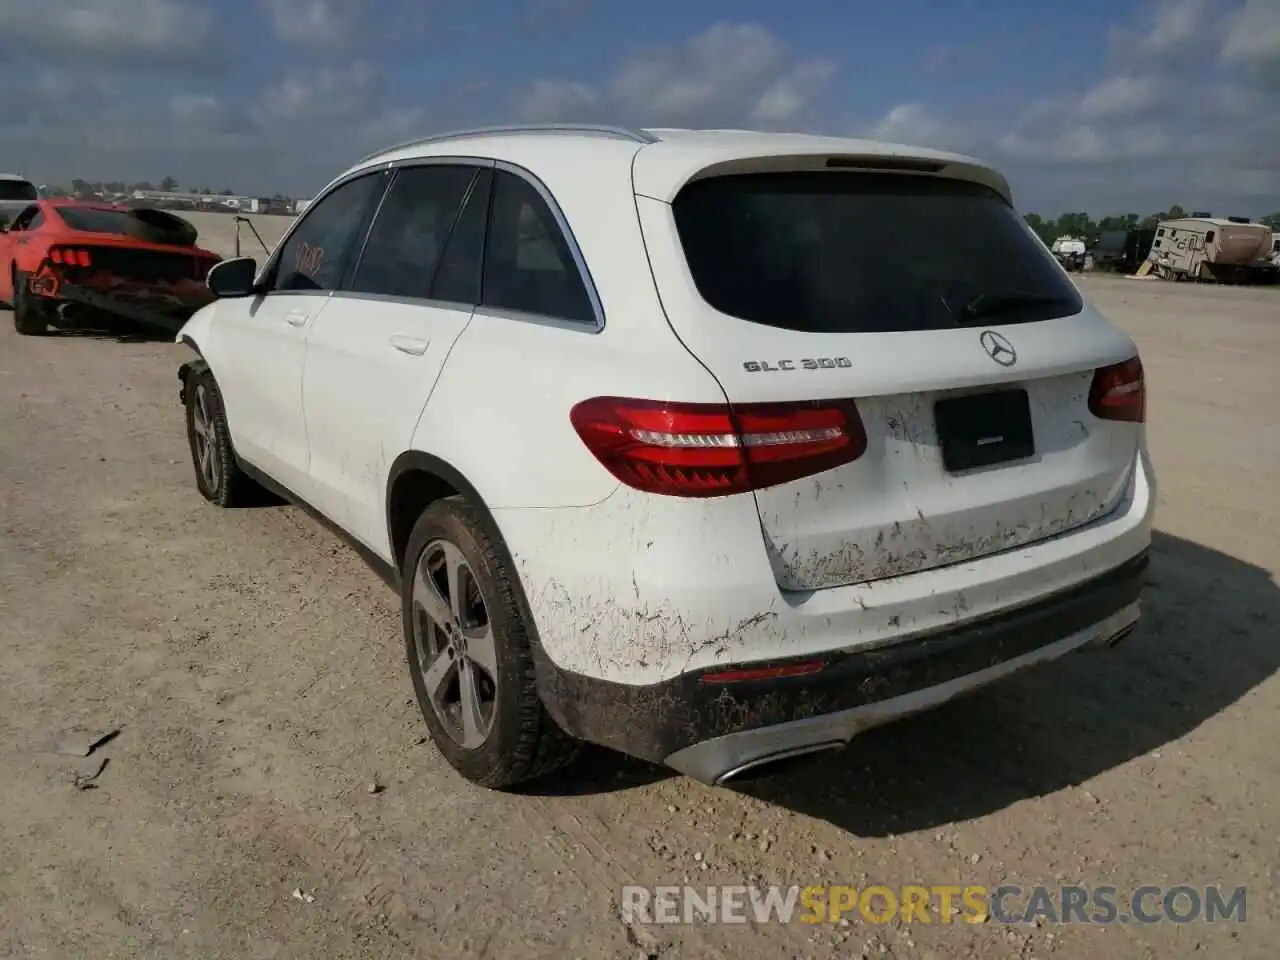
[56,207,135,235]
[0,180,37,201]
[672,172,1083,333]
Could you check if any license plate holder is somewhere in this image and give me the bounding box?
[934,389,1035,472]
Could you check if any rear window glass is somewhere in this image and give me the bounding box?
[56,207,135,235]
[0,180,37,201]
[671,172,1083,333]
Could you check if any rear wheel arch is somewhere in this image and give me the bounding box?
[386,453,529,609]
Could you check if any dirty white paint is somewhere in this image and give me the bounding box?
[755,371,1137,591]
[495,447,1154,686]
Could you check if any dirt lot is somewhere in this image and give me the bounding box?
[0,269,1276,959]
[182,210,295,260]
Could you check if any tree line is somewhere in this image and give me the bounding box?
[1024,206,1280,246]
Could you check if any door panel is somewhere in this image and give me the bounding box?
[214,171,388,501]
[301,164,488,556]
[303,298,474,555]
[215,293,329,494]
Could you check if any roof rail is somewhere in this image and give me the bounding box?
[356,124,659,165]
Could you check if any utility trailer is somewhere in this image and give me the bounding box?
[1139,217,1277,284]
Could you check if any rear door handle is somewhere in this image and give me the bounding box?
[389,335,429,356]
[284,311,309,327]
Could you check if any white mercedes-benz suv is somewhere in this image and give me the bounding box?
[176,124,1154,788]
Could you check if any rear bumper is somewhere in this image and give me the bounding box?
[533,551,1147,784]
[52,283,210,332]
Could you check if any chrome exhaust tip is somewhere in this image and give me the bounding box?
[714,742,844,786]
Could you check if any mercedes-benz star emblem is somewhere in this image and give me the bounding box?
[979,330,1017,367]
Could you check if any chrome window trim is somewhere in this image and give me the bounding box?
[488,158,604,333]
[265,155,606,334]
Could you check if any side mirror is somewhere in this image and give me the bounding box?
[207,257,258,298]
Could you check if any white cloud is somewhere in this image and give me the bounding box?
[751,60,838,125]
[1077,75,1163,119]
[511,80,604,123]
[0,0,215,60]
[1111,0,1215,59]
[257,61,383,121]
[999,124,1171,164]
[0,5,1275,218]
[513,22,837,129]
[259,0,362,48]
[1221,0,1280,87]
[865,103,956,149]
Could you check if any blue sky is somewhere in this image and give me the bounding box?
[0,0,1276,216]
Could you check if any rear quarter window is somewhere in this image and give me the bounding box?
[670,172,1083,333]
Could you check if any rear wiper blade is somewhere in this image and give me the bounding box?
[960,291,1078,324]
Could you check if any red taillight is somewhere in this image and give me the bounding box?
[1089,357,1145,423]
[700,660,827,684]
[569,396,867,497]
[50,247,92,268]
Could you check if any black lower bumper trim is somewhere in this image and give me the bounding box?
[532,551,1149,764]
[49,284,202,333]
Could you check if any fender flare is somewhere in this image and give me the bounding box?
[384,450,537,620]
[385,450,504,562]
[176,353,209,407]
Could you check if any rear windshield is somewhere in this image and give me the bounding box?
[56,207,135,235]
[672,172,1083,333]
[0,180,37,201]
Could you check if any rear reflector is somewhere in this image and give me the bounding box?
[701,661,827,684]
[569,397,867,497]
[1089,357,1145,423]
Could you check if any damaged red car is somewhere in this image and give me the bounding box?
[0,199,222,336]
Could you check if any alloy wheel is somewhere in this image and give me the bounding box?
[411,539,498,748]
[191,384,221,494]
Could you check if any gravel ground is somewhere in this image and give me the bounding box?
[0,266,1276,959]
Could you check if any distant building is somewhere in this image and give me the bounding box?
[131,189,262,211]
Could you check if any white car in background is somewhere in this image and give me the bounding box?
[175,124,1154,788]
[0,173,38,228]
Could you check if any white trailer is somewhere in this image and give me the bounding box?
[1143,217,1276,283]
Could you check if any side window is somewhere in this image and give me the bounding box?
[9,206,41,231]
[481,170,594,324]
[1205,230,1216,244]
[272,173,384,292]
[347,165,477,299]
[429,167,492,305]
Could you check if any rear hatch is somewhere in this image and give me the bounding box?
[636,165,1143,591]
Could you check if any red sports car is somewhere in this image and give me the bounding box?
[0,199,222,335]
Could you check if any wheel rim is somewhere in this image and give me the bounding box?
[191,384,221,493]
[411,539,498,748]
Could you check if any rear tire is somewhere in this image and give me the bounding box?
[401,497,578,788]
[184,368,258,507]
[12,276,48,336]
